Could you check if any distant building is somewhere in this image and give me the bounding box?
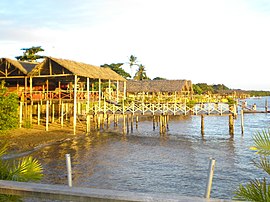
[122,80,193,96]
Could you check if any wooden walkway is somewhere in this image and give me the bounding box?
[93,101,236,116]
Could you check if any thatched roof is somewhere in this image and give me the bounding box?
[0,58,37,76]
[123,80,193,93]
[29,57,126,81]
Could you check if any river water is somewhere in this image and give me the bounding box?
[31,97,270,200]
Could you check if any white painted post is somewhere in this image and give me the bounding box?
[204,158,216,199]
[65,154,72,187]
[241,110,244,135]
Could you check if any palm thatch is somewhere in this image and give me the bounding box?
[0,58,37,77]
[123,80,193,93]
[28,57,126,81]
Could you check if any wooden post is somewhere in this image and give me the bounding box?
[37,102,41,125]
[19,102,23,128]
[46,100,49,131]
[130,114,134,133]
[136,115,139,129]
[108,79,111,101]
[52,103,55,123]
[153,115,156,131]
[61,101,64,127]
[240,110,244,135]
[201,114,205,136]
[86,78,91,133]
[73,75,78,135]
[30,101,33,126]
[98,78,101,111]
[123,81,126,100]
[126,114,129,134]
[159,115,163,134]
[123,114,126,134]
[229,114,234,136]
[116,80,119,103]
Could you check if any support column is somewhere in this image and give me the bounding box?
[123,81,126,100]
[98,78,101,111]
[73,75,78,135]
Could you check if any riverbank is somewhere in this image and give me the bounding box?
[0,124,84,154]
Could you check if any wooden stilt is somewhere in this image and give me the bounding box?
[153,115,156,131]
[19,102,23,128]
[46,100,49,131]
[201,114,205,136]
[130,114,134,133]
[52,103,55,123]
[126,114,129,134]
[136,115,139,129]
[73,75,78,135]
[229,114,234,136]
[37,102,41,125]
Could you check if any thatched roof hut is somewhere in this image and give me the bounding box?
[0,58,37,77]
[122,80,193,94]
[28,57,126,81]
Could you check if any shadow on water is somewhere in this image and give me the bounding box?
[27,97,270,199]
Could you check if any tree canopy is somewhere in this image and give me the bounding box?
[133,64,150,80]
[15,46,45,62]
[101,63,131,79]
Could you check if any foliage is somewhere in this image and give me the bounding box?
[101,63,131,79]
[0,81,19,131]
[0,141,43,201]
[153,77,166,80]
[193,83,230,95]
[15,46,44,62]
[133,64,150,80]
[248,91,270,97]
[234,130,270,201]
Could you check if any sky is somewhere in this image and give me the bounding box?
[1,0,270,90]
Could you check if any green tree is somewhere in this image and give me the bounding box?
[133,64,150,80]
[0,81,19,131]
[0,141,43,201]
[15,46,44,62]
[101,63,131,79]
[234,130,270,201]
[193,84,203,95]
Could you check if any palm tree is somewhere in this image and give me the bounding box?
[0,141,43,200]
[133,64,150,80]
[128,55,138,78]
[234,129,270,201]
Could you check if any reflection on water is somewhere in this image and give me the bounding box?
[31,97,270,199]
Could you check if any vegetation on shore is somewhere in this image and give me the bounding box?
[0,81,19,131]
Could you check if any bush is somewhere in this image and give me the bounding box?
[0,81,19,131]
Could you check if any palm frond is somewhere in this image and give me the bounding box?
[251,130,270,156]
[9,156,43,182]
[253,157,270,176]
[234,178,270,201]
[0,141,8,157]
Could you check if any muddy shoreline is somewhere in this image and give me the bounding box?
[0,124,85,156]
